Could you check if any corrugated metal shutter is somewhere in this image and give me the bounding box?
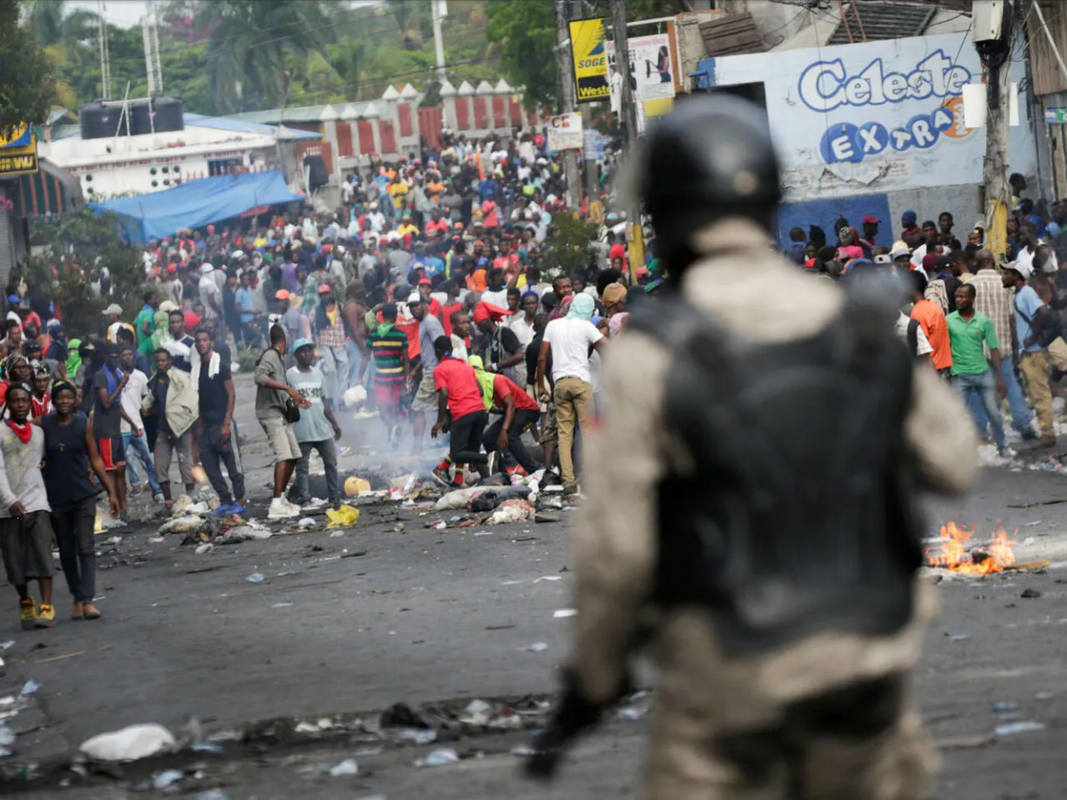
[699,12,766,57]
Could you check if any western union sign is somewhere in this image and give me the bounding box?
[0,126,39,178]
[569,18,609,104]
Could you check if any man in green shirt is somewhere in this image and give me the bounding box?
[946,283,1009,456]
[133,289,160,356]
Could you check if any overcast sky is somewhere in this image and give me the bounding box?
[68,0,148,28]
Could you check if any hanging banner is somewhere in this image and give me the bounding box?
[547,112,584,151]
[583,129,605,162]
[569,18,610,103]
[605,33,677,102]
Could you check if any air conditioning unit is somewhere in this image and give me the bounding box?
[973,0,1010,43]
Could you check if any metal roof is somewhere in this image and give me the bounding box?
[829,2,936,45]
[226,96,425,126]
[183,113,322,140]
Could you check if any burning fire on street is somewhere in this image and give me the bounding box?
[925,522,1018,575]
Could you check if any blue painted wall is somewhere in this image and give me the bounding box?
[776,193,893,250]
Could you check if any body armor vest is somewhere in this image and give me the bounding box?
[629,289,922,656]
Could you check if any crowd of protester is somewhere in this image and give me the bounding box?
[0,128,658,628]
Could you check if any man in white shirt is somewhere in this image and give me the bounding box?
[535,294,606,494]
[119,346,163,502]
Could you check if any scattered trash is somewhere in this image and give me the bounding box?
[294,721,320,734]
[389,473,418,496]
[80,723,176,761]
[1021,588,1042,598]
[553,609,578,619]
[0,641,13,652]
[393,523,406,532]
[344,476,372,498]
[947,634,971,641]
[106,536,121,545]
[326,505,360,528]
[526,642,548,652]
[510,744,535,757]
[20,680,38,695]
[196,791,232,800]
[431,520,447,530]
[147,536,165,544]
[435,487,487,511]
[272,602,293,608]
[0,725,15,746]
[329,530,346,538]
[990,702,1019,713]
[246,573,265,584]
[298,517,317,528]
[195,543,214,555]
[395,728,437,745]
[329,758,359,776]
[473,531,494,536]
[190,742,223,753]
[159,516,204,535]
[469,485,532,512]
[153,769,184,789]
[995,721,1046,736]
[417,748,460,768]
[380,703,428,729]
[619,706,647,721]
[1036,691,1054,700]
[488,499,537,525]
[534,576,561,583]
[184,502,211,515]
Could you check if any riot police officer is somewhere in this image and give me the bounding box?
[526,95,977,798]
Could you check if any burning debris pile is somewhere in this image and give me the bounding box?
[925,522,1017,575]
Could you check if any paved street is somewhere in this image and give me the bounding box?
[0,384,1066,798]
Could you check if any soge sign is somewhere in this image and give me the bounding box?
[797,49,973,165]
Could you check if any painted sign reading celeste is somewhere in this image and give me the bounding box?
[798,49,973,165]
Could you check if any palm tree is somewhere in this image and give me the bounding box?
[327,37,380,102]
[388,0,427,51]
[27,0,101,107]
[192,0,337,113]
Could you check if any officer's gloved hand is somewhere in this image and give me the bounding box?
[524,668,632,781]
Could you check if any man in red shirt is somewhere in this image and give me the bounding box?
[430,336,489,487]
[482,371,540,476]
[417,278,443,323]
[909,271,953,375]
[607,231,627,271]
[425,210,450,236]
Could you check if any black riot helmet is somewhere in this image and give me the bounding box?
[638,94,781,281]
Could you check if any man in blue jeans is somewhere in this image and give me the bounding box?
[946,283,1010,457]
[119,346,163,503]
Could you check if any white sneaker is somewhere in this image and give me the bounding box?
[268,498,300,520]
[302,497,327,511]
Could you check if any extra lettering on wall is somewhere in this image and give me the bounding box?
[800,50,974,164]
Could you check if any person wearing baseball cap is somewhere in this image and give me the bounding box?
[286,338,343,510]
[861,214,881,249]
[313,283,349,407]
[1004,258,1057,447]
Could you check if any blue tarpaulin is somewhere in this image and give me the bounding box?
[92,170,304,243]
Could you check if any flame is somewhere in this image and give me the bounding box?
[925,522,1017,574]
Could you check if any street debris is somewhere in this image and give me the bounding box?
[298,517,317,528]
[273,602,293,608]
[553,609,577,618]
[416,748,460,767]
[79,723,176,761]
[990,702,1019,713]
[344,476,372,497]
[488,499,537,525]
[329,530,346,538]
[246,573,265,583]
[20,680,38,695]
[1021,588,1042,598]
[380,703,428,730]
[159,515,204,535]
[195,543,214,555]
[153,769,184,789]
[196,792,232,800]
[526,642,548,652]
[326,505,361,528]
[329,758,359,776]
[995,721,1046,736]
[395,728,437,745]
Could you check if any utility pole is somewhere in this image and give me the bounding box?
[554,0,581,210]
[610,0,638,150]
[432,0,447,85]
[610,0,643,277]
[98,0,112,100]
[979,0,1015,262]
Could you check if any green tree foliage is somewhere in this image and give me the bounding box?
[543,211,599,278]
[0,0,57,137]
[18,210,145,339]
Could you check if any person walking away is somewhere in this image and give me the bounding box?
[92,344,130,521]
[524,95,977,798]
[313,285,350,406]
[946,284,1010,457]
[192,328,246,516]
[908,271,952,378]
[1004,260,1058,448]
[39,380,118,620]
[256,324,310,519]
[409,292,446,454]
[199,264,224,331]
[143,349,197,511]
[0,384,59,628]
[287,340,343,510]
[482,369,541,476]
[118,346,163,503]
[536,294,605,494]
[970,248,1035,439]
[359,303,410,444]
[430,336,489,486]
[343,281,368,393]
